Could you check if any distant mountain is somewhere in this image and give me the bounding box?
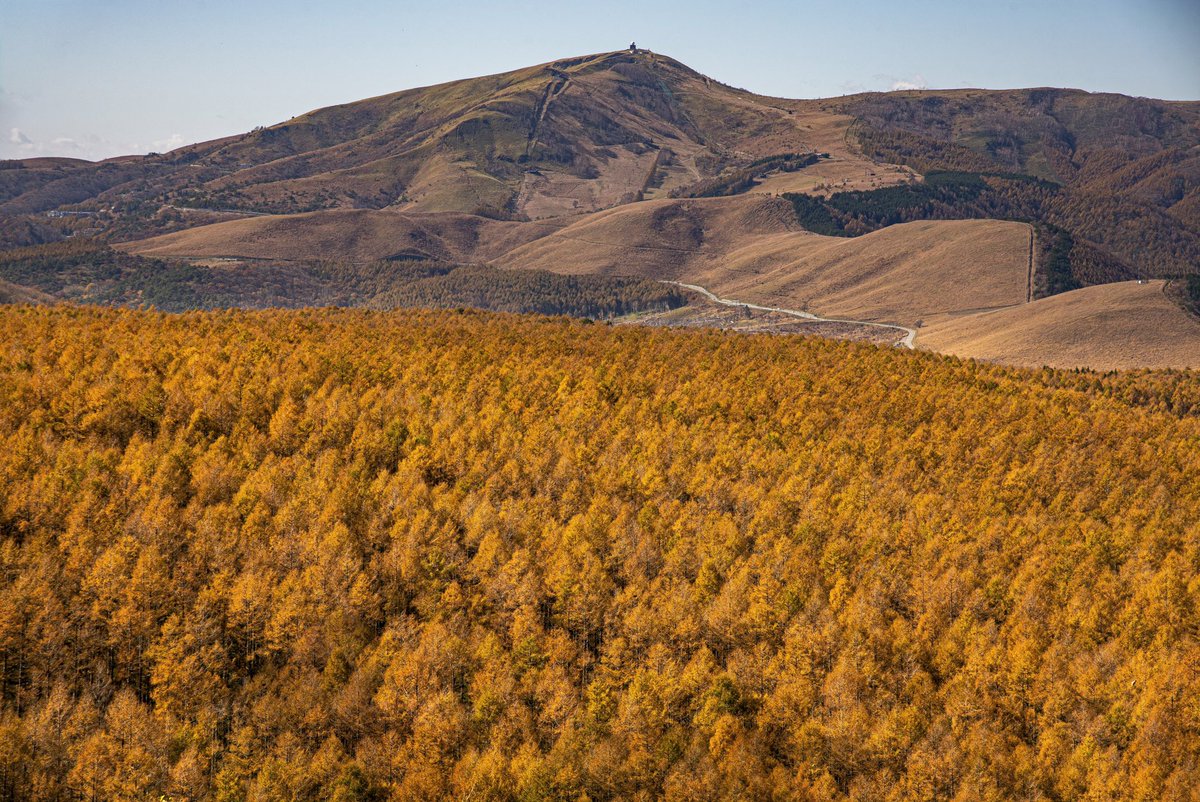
[0,51,841,226]
[4,52,1198,280]
[2,51,1199,369]
[3,51,1198,274]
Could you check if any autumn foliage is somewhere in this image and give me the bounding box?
[0,306,1198,801]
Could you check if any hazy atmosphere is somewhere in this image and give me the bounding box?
[3,0,1199,161]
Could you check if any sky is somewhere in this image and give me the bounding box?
[2,0,1198,161]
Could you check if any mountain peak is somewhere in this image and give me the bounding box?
[99,47,809,220]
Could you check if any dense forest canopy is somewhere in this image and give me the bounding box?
[0,306,1197,801]
[0,241,687,318]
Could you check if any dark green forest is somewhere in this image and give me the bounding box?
[0,241,687,318]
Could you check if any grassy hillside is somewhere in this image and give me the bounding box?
[492,196,1032,327]
[122,208,551,264]
[916,280,1200,370]
[18,195,1200,370]
[6,54,1193,295]
[0,307,1198,801]
[782,172,1140,293]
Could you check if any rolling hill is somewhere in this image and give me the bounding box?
[122,193,1031,328]
[916,280,1200,370]
[3,52,1197,280]
[124,208,552,263]
[55,186,1200,371]
[835,89,1200,275]
[490,197,1033,327]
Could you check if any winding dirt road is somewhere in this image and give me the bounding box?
[663,281,918,348]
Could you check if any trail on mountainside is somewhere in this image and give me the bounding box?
[664,280,917,348]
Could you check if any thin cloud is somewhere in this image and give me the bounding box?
[1,129,127,160]
[152,133,186,152]
[890,75,928,91]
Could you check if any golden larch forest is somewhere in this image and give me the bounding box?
[0,306,1198,801]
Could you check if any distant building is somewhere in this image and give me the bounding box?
[629,42,638,53]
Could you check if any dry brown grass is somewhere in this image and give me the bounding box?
[494,195,1030,327]
[122,208,558,263]
[516,147,665,219]
[131,194,1029,330]
[734,104,920,196]
[916,280,1200,370]
[752,157,919,196]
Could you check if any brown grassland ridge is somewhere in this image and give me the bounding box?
[0,48,907,237]
[123,208,557,264]
[490,199,1033,328]
[124,194,1031,329]
[916,280,1200,371]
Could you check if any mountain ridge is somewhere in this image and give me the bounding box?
[0,49,904,229]
[3,50,1200,370]
[5,51,1196,250]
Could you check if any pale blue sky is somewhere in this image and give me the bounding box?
[2,0,1198,161]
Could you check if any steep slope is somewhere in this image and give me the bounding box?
[917,280,1200,369]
